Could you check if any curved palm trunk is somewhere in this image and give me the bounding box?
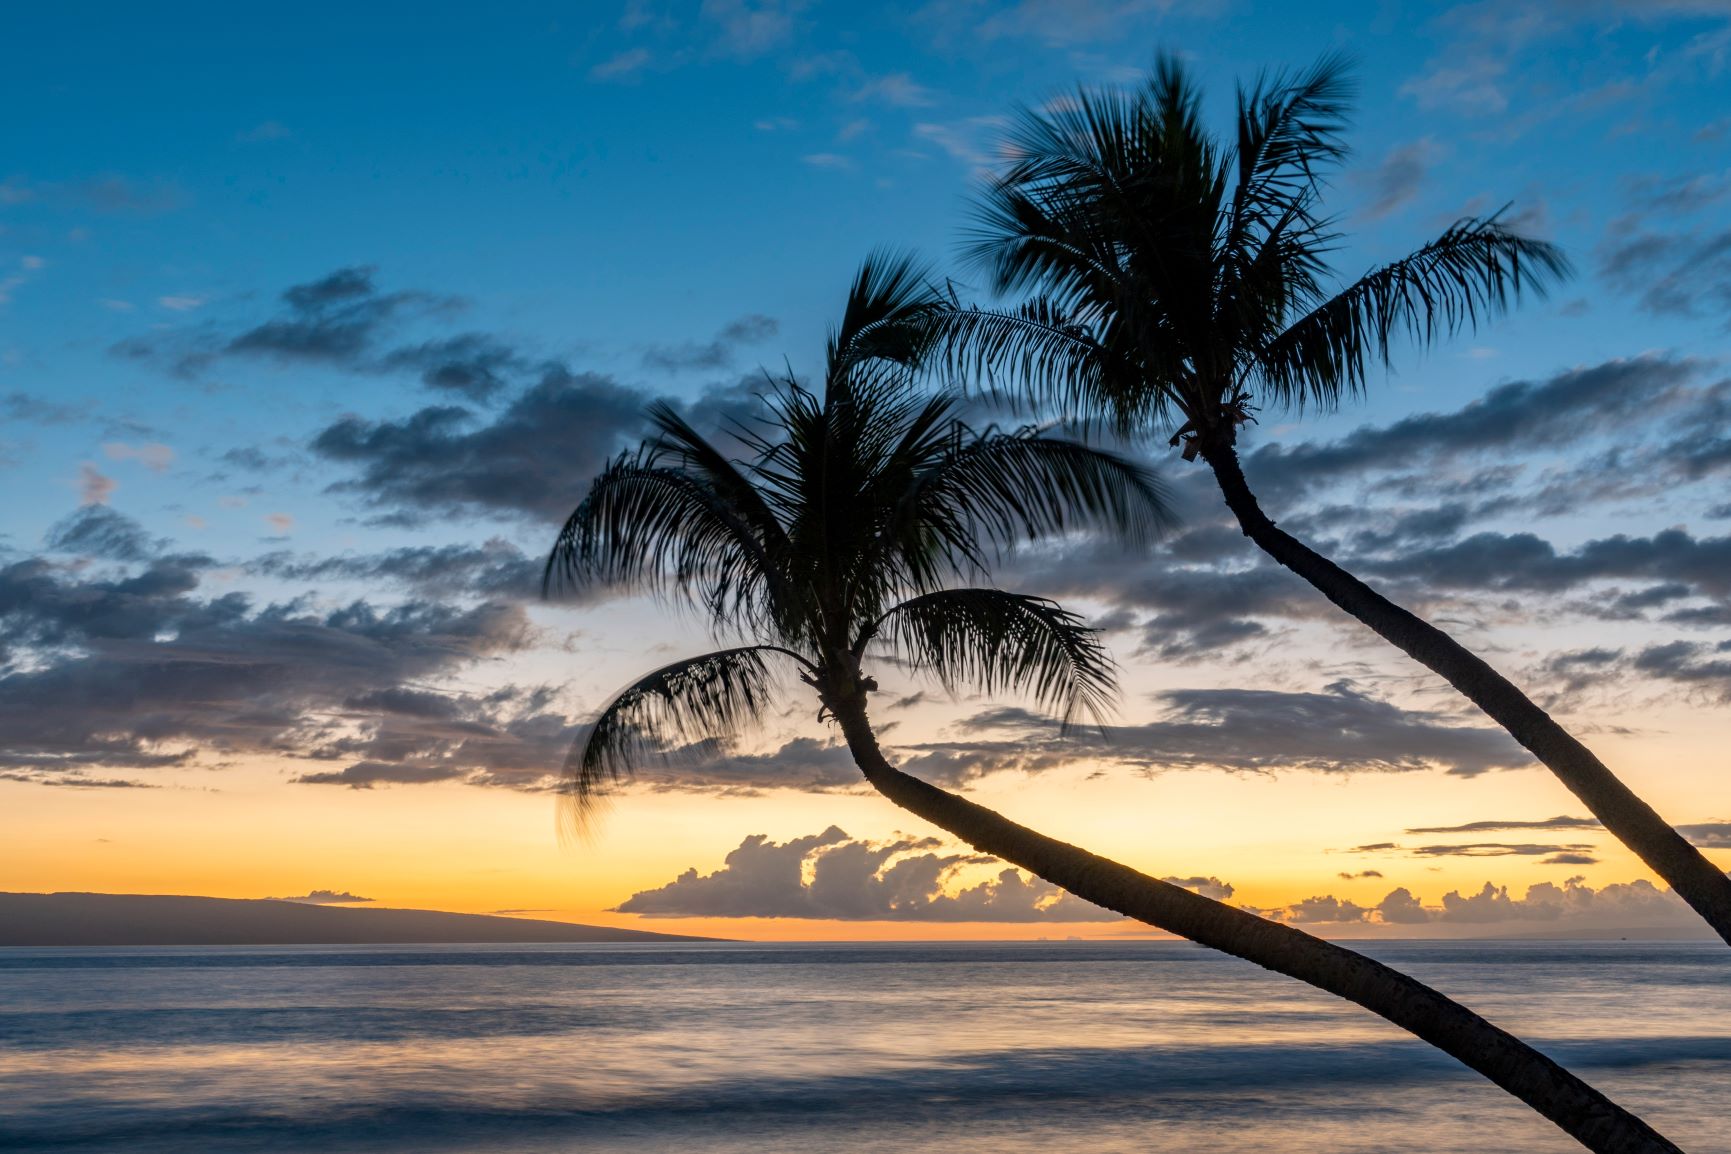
[825,694,1681,1154]
[1197,439,1731,947]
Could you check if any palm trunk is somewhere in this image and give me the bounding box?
[1197,438,1731,946]
[825,693,1681,1154]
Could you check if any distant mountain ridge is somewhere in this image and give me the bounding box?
[0,892,720,946]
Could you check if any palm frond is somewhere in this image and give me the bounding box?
[1229,52,1354,246]
[564,645,804,833]
[905,429,1175,566]
[829,249,944,381]
[869,588,1116,728]
[928,300,1114,418]
[1258,213,1571,409]
[544,447,781,633]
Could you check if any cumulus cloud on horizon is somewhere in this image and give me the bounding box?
[615,827,1123,922]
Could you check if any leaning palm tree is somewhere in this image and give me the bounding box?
[934,54,1731,945]
[544,255,1678,1153]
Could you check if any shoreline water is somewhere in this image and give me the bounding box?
[4,940,1727,1153]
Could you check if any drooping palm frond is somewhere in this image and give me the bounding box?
[1257,214,1571,409]
[928,300,1118,419]
[901,430,1173,574]
[544,450,783,633]
[867,588,1116,729]
[565,645,808,832]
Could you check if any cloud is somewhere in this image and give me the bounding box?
[78,464,116,506]
[309,368,654,525]
[915,0,1182,46]
[375,333,534,401]
[310,371,765,527]
[236,121,292,143]
[898,682,1531,782]
[1358,138,1440,219]
[1281,895,1372,923]
[1405,816,1601,834]
[44,506,159,562]
[273,889,373,904]
[1160,875,1234,900]
[615,827,1122,921]
[700,0,804,58]
[250,538,547,601]
[1243,357,1706,498]
[1598,215,1731,327]
[1267,876,1700,931]
[641,313,778,372]
[102,441,175,473]
[851,72,937,107]
[0,544,564,788]
[0,175,185,216]
[590,47,655,82]
[111,265,468,384]
[1407,842,1599,858]
[1400,57,1508,116]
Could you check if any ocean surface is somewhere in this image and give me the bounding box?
[1,940,1727,1153]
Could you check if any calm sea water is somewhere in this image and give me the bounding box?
[1,940,1727,1153]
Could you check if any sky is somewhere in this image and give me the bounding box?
[4,0,1731,941]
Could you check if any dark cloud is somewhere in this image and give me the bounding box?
[1626,170,1731,215]
[614,827,1121,921]
[898,683,1531,781]
[620,734,862,796]
[106,266,579,406]
[0,549,566,787]
[377,333,535,401]
[1338,870,1384,880]
[1678,821,1731,848]
[273,889,374,904]
[642,314,778,372]
[1358,138,1437,219]
[310,369,768,526]
[1243,357,1704,498]
[1598,215,1731,327]
[1355,529,1731,623]
[310,368,651,524]
[1405,816,1601,834]
[1631,639,1731,695]
[0,771,156,788]
[251,539,548,601]
[43,506,161,562]
[1408,842,1599,858]
[113,266,464,381]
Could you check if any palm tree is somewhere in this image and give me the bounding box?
[544,256,1678,1154]
[933,54,1731,946]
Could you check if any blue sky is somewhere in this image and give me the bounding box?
[4,1,1731,938]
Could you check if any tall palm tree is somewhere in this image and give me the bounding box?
[544,256,1678,1154]
[934,54,1731,946]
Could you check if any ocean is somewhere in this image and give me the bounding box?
[1,940,1726,1152]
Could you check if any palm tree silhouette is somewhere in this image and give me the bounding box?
[933,53,1731,946]
[545,255,1677,1154]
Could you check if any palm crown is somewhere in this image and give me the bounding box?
[942,54,1570,451]
[546,255,1172,823]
